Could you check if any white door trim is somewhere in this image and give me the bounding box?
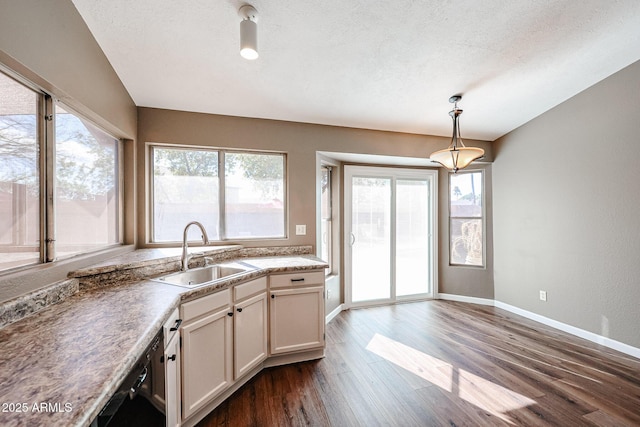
[344,165,438,309]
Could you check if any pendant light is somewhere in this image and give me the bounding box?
[239,5,259,60]
[429,95,484,173]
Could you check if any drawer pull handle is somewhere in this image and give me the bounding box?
[291,278,305,282]
[167,354,177,362]
[170,319,182,331]
[131,367,148,393]
[227,312,233,317]
[237,307,243,312]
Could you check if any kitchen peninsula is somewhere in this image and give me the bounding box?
[0,245,327,427]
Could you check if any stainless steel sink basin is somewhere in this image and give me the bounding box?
[153,264,250,287]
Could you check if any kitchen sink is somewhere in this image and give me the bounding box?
[152,264,253,287]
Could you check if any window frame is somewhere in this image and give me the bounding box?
[320,164,333,275]
[0,68,124,274]
[52,102,123,260]
[448,169,485,268]
[148,143,288,244]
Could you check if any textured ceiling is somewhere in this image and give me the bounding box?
[71,0,640,141]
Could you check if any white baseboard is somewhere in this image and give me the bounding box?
[494,300,640,360]
[437,293,495,306]
[326,304,343,323]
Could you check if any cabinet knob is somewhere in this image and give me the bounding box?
[227,312,233,317]
[237,307,243,312]
[167,354,176,362]
[271,294,275,299]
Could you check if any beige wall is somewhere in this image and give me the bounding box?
[493,60,640,348]
[138,107,495,301]
[0,0,137,303]
[0,0,136,139]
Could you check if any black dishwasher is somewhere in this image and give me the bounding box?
[90,329,163,427]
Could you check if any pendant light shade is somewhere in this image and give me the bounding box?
[239,5,259,60]
[430,95,484,173]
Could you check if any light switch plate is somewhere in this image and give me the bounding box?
[295,225,306,235]
[539,290,547,301]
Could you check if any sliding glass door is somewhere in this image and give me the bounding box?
[345,166,437,307]
[396,179,432,297]
[350,176,392,302]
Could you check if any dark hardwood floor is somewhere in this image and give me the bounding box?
[197,301,640,426]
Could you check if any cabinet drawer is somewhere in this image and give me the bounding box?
[269,270,325,288]
[181,289,231,322]
[234,276,267,301]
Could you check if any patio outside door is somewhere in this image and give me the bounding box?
[345,166,437,307]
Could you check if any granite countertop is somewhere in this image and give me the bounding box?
[0,250,327,427]
[67,245,244,277]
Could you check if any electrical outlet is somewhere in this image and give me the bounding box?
[539,290,547,302]
[295,224,306,235]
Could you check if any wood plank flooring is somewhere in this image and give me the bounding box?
[197,301,640,426]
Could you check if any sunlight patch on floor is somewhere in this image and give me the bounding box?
[366,333,537,423]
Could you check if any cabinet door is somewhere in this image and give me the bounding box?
[234,292,268,379]
[165,330,181,427]
[181,306,232,420]
[151,309,180,412]
[270,286,325,355]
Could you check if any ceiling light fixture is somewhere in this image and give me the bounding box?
[429,95,484,173]
[238,5,259,60]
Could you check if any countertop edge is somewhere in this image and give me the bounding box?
[0,278,80,329]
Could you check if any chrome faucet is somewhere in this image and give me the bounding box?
[181,221,210,271]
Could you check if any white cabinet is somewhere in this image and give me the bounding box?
[180,290,232,421]
[164,327,181,427]
[269,272,325,355]
[177,271,324,426]
[179,278,268,424]
[233,278,268,379]
[150,308,182,426]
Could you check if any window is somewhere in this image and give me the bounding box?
[152,147,220,242]
[54,105,120,258]
[450,170,484,266]
[320,165,332,273]
[151,146,286,242]
[0,72,40,271]
[0,70,122,273]
[225,152,285,239]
